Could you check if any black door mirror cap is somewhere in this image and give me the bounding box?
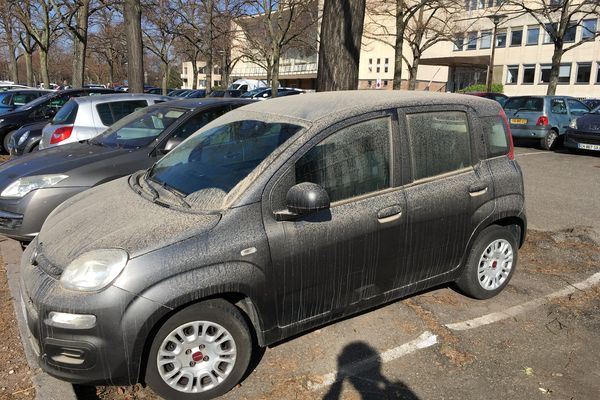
[286,182,330,215]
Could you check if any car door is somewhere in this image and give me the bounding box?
[262,111,407,328]
[399,106,495,284]
[549,98,570,133]
[566,98,590,126]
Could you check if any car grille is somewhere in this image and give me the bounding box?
[0,210,23,229]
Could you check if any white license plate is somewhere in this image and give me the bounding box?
[578,143,600,151]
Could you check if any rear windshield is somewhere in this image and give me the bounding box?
[96,100,149,126]
[504,97,543,112]
[484,116,510,157]
[52,100,78,125]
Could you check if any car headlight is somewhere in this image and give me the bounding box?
[60,249,129,291]
[0,174,68,198]
[569,119,578,129]
[17,131,30,145]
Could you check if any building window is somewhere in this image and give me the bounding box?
[506,65,519,84]
[184,67,188,74]
[369,58,372,64]
[384,66,389,73]
[526,26,539,45]
[522,65,535,84]
[480,30,491,49]
[510,28,523,46]
[597,64,600,84]
[368,80,372,87]
[496,30,507,47]
[543,23,556,44]
[582,19,597,40]
[377,58,381,64]
[487,0,494,6]
[558,64,571,83]
[564,23,577,42]
[576,63,592,84]
[377,66,380,73]
[454,34,464,51]
[467,31,477,50]
[385,58,389,64]
[384,80,388,87]
[539,65,552,83]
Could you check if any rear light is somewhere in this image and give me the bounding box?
[49,126,73,144]
[499,109,514,160]
[536,116,549,126]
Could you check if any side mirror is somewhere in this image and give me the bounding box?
[162,137,183,153]
[286,182,330,215]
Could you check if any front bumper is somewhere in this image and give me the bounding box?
[564,128,600,150]
[0,186,88,241]
[19,243,170,385]
[510,125,551,139]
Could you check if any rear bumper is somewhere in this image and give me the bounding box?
[564,128,600,150]
[510,125,551,139]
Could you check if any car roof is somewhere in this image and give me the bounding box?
[147,97,255,110]
[0,88,50,93]
[240,90,501,123]
[70,93,171,104]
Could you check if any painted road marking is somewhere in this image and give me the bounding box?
[307,331,438,391]
[446,271,600,331]
[515,151,550,157]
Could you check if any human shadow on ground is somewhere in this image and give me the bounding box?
[323,341,419,400]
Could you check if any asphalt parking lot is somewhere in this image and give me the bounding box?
[84,145,600,400]
[3,145,600,400]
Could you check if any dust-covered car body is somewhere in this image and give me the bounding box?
[20,91,526,399]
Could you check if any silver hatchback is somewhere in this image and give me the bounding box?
[39,94,171,149]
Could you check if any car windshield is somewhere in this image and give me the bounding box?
[504,97,544,112]
[92,105,188,149]
[240,88,265,98]
[148,118,303,208]
[14,92,55,111]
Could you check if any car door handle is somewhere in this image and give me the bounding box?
[469,183,488,197]
[377,205,402,223]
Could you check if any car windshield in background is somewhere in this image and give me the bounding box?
[92,106,187,149]
[14,92,55,111]
[504,97,544,112]
[240,88,265,98]
[149,120,303,205]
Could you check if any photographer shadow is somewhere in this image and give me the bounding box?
[323,341,419,400]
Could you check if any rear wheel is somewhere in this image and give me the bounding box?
[145,299,253,400]
[541,129,558,151]
[456,225,518,299]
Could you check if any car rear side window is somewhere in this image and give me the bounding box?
[407,111,471,180]
[550,99,567,114]
[295,117,391,203]
[484,116,510,158]
[52,100,79,125]
[96,100,149,126]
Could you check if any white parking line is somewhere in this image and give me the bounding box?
[307,331,438,391]
[446,272,600,331]
[515,151,549,157]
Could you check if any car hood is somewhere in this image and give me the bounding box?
[575,114,600,131]
[0,142,142,189]
[37,176,221,268]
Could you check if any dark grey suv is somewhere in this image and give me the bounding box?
[20,91,526,399]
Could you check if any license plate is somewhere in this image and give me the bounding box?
[510,118,528,124]
[578,143,600,151]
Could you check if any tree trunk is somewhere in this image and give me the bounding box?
[1,9,19,83]
[162,60,169,95]
[39,49,50,89]
[393,2,406,90]
[316,0,366,91]
[547,43,563,96]
[124,0,144,93]
[24,51,33,86]
[205,0,214,93]
[271,47,280,98]
[408,52,421,90]
[71,1,89,87]
[191,59,198,90]
[108,61,114,86]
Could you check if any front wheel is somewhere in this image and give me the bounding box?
[2,130,16,154]
[145,299,253,400]
[456,225,518,300]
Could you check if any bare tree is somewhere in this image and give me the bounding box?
[88,6,126,85]
[317,0,366,91]
[18,29,37,86]
[124,0,144,92]
[505,0,600,95]
[143,0,177,94]
[240,0,319,97]
[0,0,19,82]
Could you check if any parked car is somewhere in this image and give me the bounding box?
[0,89,51,115]
[7,121,47,156]
[18,91,525,399]
[582,98,600,111]
[241,87,304,100]
[564,104,600,152]
[0,88,114,153]
[146,87,170,95]
[228,78,267,92]
[503,95,590,150]
[39,94,170,150]
[463,92,508,106]
[183,89,207,98]
[168,89,188,96]
[0,98,250,242]
[209,89,243,98]
[0,82,32,92]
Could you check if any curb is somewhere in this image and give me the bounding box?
[0,238,78,400]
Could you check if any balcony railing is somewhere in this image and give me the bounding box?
[232,62,318,78]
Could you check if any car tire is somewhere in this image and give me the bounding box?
[456,225,518,300]
[2,130,16,154]
[540,129,558,151]
[145,299,253,400]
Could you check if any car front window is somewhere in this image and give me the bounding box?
[149,119,303,208]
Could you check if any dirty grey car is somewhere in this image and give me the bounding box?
[39,94,171,149]
[20,91,526,399]
[504,95,590,150]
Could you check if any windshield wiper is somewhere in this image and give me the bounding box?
[159,181,191,209]
[142,172,159,202]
